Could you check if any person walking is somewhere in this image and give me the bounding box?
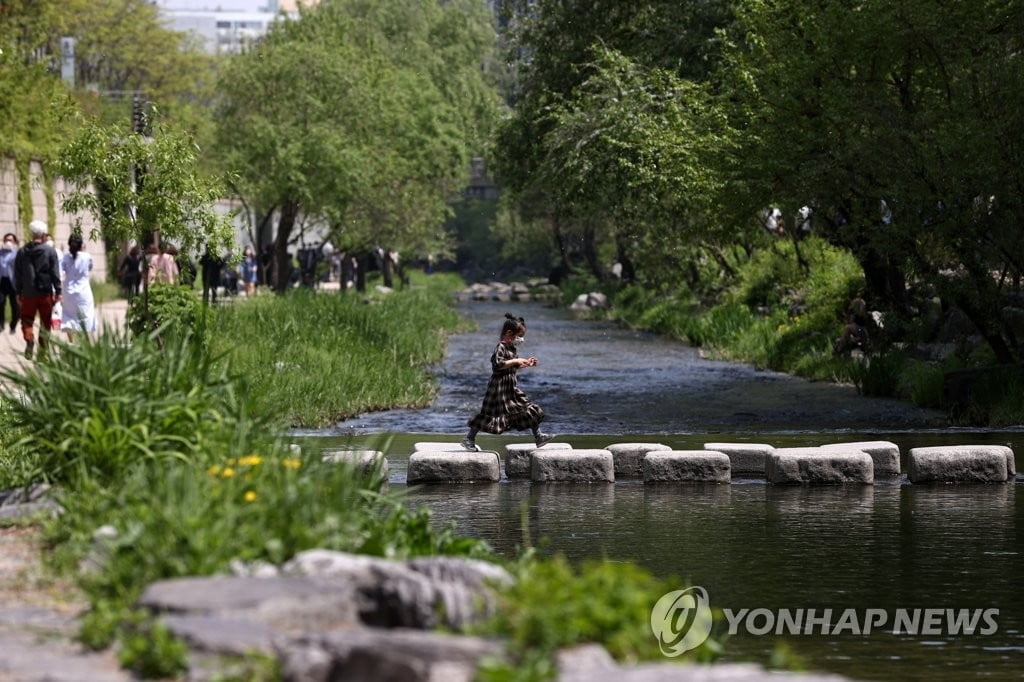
[0,233,20,334]
[462,313,555,451]
[118,246,143,299]
[59,233,96,342]
[14,220,61,360]
[241,246,258,297]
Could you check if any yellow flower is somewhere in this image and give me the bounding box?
[236,455,263,467]
[244,490,257,503]
[206,465,221,476]
[282,458,302,469]
[220,467,236,478]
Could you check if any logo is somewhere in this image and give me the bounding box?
[650,586,713,656]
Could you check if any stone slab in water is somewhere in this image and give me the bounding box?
[907,445,1011,483]
[820,440,901,476]
[414,441,470,452]
[703,442,774,475]
[321,449,389,477]
[604,442,671,478]
[531,449,614,482]
[767,447,874,485]
[505,442,572,478]
[407,451,500,482]
[643,450,731,483]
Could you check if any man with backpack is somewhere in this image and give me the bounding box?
[14,220,62,360]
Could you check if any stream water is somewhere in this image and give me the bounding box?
[297,300,1023,681]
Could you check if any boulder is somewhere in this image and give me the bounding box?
[407,451,500,483]
[907,446,1012,483]
[643,451,731,483]
[531,449,614,482]
[605,443,671,478]
[321,449,388,478]
[504,442,572,479]
[820,440,900,477]
[413,442,470,452]
[702,442,774,476]
[766,447,874,485]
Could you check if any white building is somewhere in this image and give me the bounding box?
[153,1,320,55]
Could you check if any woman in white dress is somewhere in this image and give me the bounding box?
[59,234,97,342]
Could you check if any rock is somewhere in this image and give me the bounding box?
[0,483,62,520]
[702,442,774,476]
[531,449,614,482]
[276,627,502,682]
[570,292,610,311]
[560,661,852,681]
[766,447,874,485]
[160,613,277,657]
[413,442,469,452]
[604,443,671,478]
[643,451,731,483]
[820,440,901,476]
[907,445,1011,483]
[321,449,389,478]
[556,644,617,674]
[504,442,572,479]
[407,451,500,483]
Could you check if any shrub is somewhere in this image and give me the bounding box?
[127,284,211,347]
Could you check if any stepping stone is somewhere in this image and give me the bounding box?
[504,442,572,479]
[907,445,1012,483]
[414,442,471,452]
[531,449,614,483]
[766,447,874,485]
[604,442,670,478]
[407,451,500,483]
[643,450,731,483]
[703,442,774,476]
[821,440,900,476]
[321,449,389,478]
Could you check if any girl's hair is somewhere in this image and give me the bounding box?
[68,233,83,259]
[501,313,526,337]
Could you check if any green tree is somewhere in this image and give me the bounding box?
[215,0,500,291]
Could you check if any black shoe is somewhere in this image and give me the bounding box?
[24,339,34,360]
[460,438,481,452]
[535,432,556,447]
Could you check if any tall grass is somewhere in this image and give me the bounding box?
[212,273,467,427]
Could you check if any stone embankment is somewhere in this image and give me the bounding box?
[455,280,560,304]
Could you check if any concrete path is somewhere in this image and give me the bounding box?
[0,299,128,381]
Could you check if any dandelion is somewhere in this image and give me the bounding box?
[206,465,221,476]
[244,490,257,503]
[221,467,236,478]
[237,455,263,467]
[282,458,302,469]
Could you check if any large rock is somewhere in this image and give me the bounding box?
[766,447,874,485]
[531,449,614,482]
[820,440,900,477]
[907,446,1012,483]
[605,443,671,478]
[277,627,503,682]
[505,442,572,479]
[413,442,469,452]
[702,442,774,476]
[321,449,389,478]
[407,451,500,483]
[643,451,731,483]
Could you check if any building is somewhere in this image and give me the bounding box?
[152,1,321,55]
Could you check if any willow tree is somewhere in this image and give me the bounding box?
[215,0,501,291]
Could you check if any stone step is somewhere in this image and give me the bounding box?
[531,449,614,482]
[767,447,874,485]
[414,441,471,452]
[504,442,572,479]
[821,440,900,476]
[321,449,389,478]
[407,451,500,483]
[907,445,1013,483]
[643,450,731,483]
[703,442,774,476]
[604,442,671,478]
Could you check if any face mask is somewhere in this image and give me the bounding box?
[1,242,12,251]
[512,336,525,347]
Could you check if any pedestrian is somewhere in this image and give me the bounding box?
[834,296,871,355]
[0,233,20,334]
[241,246,258,296]
[462,312,555,451]
[118,246,143,299]
[14,220,61,360]
[146,243,179,285]
[199,248,225,304]
[59,233,96,342]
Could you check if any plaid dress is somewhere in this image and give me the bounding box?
[467,341,545,434]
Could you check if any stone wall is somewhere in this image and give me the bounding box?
[0,157,108,283]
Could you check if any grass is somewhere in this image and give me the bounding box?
[210,271,469,427]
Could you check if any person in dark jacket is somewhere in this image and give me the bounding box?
[14,221,62,360]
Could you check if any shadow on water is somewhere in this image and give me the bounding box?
[296,301,1023,681]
